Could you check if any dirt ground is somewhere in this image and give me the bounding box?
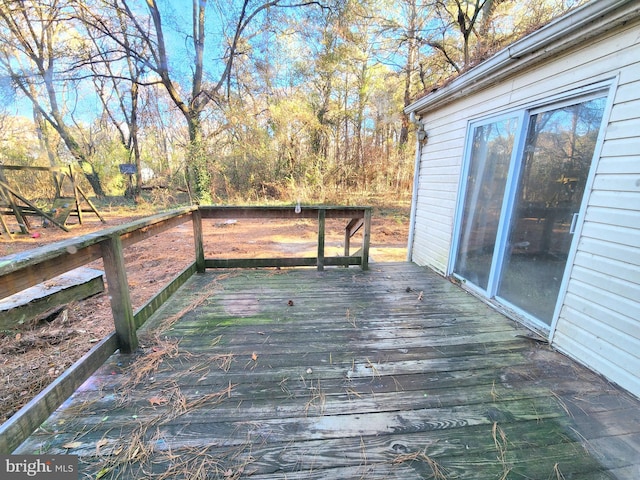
[0,202,409,425]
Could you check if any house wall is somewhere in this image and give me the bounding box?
[410,18,640,397]
[551,41,640,397]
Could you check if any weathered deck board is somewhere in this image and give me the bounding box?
[14,263,640,479]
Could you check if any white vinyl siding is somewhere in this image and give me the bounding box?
[412,21,640,274]
[410,121,466,272]
[553,57,640,397]
[409,8,640,397]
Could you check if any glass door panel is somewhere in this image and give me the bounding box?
[454,117,518,290]
[497,97,606,324]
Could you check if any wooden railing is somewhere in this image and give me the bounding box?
[0,205,371,453]
[199,206,371,270]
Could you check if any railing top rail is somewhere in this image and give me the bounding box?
[0,207,195,299]
[0,165,77,172]
[0,204,370,299]
[199,205,371,220]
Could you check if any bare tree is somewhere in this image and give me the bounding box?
[0,0,105,196]
[397,0,423,147]
[74,2,147,199]
[78,0,328,203]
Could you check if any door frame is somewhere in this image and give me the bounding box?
[448,79,618,339]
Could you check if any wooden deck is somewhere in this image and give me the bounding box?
[14,262,640,479]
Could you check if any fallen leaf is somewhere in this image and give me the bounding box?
[62,441,82,449]
[251,352,258,361]
[224,469,234,477]
[148,396,168,406]
[96,467,111,479]
[96,438,108,455]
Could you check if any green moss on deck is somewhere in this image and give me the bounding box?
[13,263,639,479]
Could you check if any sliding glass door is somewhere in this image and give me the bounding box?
[496,97,607,323]
[453,95,607,327]
[453,117,519,291]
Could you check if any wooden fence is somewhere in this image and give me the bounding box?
[0,205,371,453]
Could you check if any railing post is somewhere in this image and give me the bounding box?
[361,208,371,270]
[317,208,326,271]
[69,165,83,225]
[101,234,138,353]
[344,220,351,261]
[192,208,205,273]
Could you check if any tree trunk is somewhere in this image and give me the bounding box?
[32,108,61,197]
[79,162,105,197]
[399,0,418,148]
[130,81,142,200]
[52,122,105,197]
[186,111,212,204]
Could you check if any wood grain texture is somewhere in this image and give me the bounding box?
[0,207,195,299]
[100,235,137,353]
[0,267,104,328]
[198,205,370,220]
[13,263,640,479]
[0,333,118,454]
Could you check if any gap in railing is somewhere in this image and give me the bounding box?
[198,206,370,271]
[203,217,351,261]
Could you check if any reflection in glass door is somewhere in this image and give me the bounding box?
[497,97,606,324]
[454,117,518,290]
[453,95,607,327]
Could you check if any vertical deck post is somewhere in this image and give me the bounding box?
[0,176,15,238]
[344,220,351,261]
[0,180,28,234]
[70,165,83,225]
[192,208,205,273]
[101,234,138,353]
[317,208,326,271]
[0,211,12,239]
[361,208,371,270]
